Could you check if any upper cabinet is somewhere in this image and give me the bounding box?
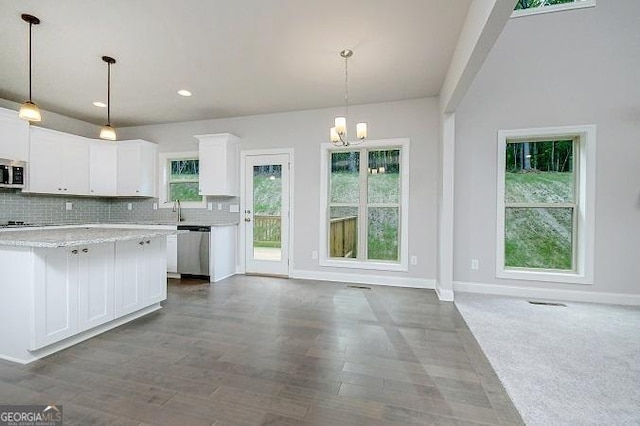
[28,127,90,195]
[89,141,117,196]
[0,107,29,161]
[117,140,157,197]
[0,107,158,198]
[196,133,239,196]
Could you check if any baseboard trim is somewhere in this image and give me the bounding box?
[435,286,455,302]
[1,304,163,365]
[211,272,236,283]
[290,269,435,289]
[453,281,640,306]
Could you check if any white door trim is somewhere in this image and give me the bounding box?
[239,148,294,276]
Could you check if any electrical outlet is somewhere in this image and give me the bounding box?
[410,255,418,265]
[471,259,479,270]
[207,202,213,211]
[127,203,133,211]
[311,251,318,260]
[229,204,240,213]
[65,202,72,211]
[153,202,158,210]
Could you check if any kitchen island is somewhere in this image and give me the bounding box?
[0,225,183,364]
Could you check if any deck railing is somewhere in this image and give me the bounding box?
[330,216,357,258]
[253,215,281,245]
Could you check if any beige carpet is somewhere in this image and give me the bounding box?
[455,293,640,426]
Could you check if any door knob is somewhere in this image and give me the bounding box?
[71,249,78,255]
[82,248,89,253]
[244,218,251,222]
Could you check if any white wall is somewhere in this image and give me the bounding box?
[455,0,640,295]
[120,98,439,284]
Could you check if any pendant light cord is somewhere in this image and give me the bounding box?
[107,61,111,126]
[28,21,33,102]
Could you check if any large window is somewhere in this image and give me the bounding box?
[512,0,595,17]
[320,139,409,271]
[497,126,595,284]
[158,151,205,208]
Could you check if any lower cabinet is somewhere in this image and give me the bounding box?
[115,237,167,316]
[166,234,178,274]
[31,238,166,351]
[32,243,115,350]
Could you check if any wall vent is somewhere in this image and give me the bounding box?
[528,301,566,307]
[346,285,372,290]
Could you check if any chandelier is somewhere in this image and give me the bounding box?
[330,49,367,146]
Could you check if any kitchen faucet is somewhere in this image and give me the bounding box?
[172,199,183,222]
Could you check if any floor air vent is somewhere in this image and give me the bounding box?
[528,301,567,307]
[347,285,372,290]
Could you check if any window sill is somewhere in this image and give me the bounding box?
[497,268,592,285]
[511,0,595,18]
[320,258,408,272]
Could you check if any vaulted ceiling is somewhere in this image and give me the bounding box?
[0,0,472,126]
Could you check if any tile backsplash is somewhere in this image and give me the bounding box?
[0,189,240,225]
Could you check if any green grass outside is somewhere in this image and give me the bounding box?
[504,172,573,270]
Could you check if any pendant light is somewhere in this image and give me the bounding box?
[330,49,367,147]
[99,56,117,141]
[18,14,42,122]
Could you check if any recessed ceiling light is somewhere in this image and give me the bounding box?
[93,101,107,108]
[177,89,192,97]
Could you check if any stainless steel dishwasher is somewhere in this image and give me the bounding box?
[177,225,210,278]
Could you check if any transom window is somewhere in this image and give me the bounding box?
[320,139,409,271]
[512,0,595,17]
[497,126,595,284]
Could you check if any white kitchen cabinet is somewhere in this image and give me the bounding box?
[115,237,167,316]
[31,242,116,350]
[210,225,238,282]
[166,234,178,274]
[144,237,168,304]
[196,133,240,196]
[0,107,29,161]
[77,243,115,331]
[117,140,157,197]
[28,127,90,195]
[89,141,117,196]
[31,247,80,350]
[0,227,172,364]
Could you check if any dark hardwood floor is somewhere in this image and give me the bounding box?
[0,276,523,425]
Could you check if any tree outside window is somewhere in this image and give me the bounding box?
[168,159,202,202]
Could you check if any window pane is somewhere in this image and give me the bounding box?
[169,182,201,201]
[329,206,358,258]
[170,159,199,181]
[505,140,573,203]
[368,149,400,204]
[253,165,282,261]
[505,207,573,270]
[367,207,399,262]
[515,0,578,10]
[330,151,360,204]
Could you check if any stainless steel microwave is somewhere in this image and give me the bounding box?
[0,159,26,188]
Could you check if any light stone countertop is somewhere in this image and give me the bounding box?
[0,227,186,248]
